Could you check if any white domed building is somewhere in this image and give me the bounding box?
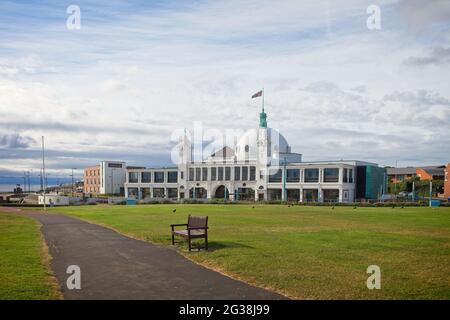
[124,107,386,202]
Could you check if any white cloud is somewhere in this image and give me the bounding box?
[0,0,449,175]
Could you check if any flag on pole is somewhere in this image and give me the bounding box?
[252,90,263,98]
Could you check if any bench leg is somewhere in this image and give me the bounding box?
[171,233,175,245]
[188,237,192,251]
[205,236,208,251]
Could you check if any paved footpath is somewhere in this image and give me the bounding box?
[1,207,286,300]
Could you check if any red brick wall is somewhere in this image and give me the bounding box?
[415,168,432,181]
[83,165,100,194]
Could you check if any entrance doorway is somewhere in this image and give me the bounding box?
[215,185,229,199]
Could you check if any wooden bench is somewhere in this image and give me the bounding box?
[171,215,208,251]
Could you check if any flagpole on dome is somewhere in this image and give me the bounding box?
[262,87,264,113]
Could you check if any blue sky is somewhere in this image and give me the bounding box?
[0,0,449,180]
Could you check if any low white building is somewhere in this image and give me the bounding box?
[38,194,70,206]
[124,109,386,203]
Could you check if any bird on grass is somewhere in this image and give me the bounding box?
[252,206,255,209]
[172,209,176,213]
[353,206,357,209]
[332,206,335,210]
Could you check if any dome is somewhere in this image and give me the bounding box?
[235,127,290,161]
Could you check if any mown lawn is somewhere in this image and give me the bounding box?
[50,204,450,299]
[0,211,61,300]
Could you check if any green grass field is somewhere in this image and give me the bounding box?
[49,204,450,299]
[0,212,61,300]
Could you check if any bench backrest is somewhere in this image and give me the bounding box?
[188,215,208,228]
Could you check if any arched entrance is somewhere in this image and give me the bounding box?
[214,185,229,199]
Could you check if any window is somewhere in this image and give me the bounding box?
[268,169,282,183]
[202,168,208,181]
[303,189,318,202]
[188,168,194,181]
[349,169,354,183]
[167,188,178,198]
[343,168,348,183]
[129,172,138,183]
[218,167,224,180]
[141,172,151,183]
[211,167,217,181]
[180,171,184,180]
[225,167,231,180]
[250,166,256,181]
[242,166,248,180]
[304,168,319,183]
[323,189,339,202]
[324,168,339,183]
[234,167,240,181]
[168,171,178,183]
[154,171,164,183]
[286,169,300,183]
[195,168,201,181]
[153,188,164,197]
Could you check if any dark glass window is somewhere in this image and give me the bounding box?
[234,167,240,181]
[188,168,194,181]
[286,169,300,183]
[218,167,224,180]
[153,188,164,197]
[202,168,208,181]
[249,166,256,181]
[167,171,177,183]
[349,169,353,183]
[343,168,348,183]
[129,172,138,183]
[304,168,319,183]
[324,168,339,183]
[268,169,282,183]
[303,189,318,202]
[323,189,339,202]
[141,172,151,183]
[167,188,178,198]
[225,167,231,180]
[154,171,165,183]
[180,171,184,180]
[195,168,201,181]
[211,167,217,181]
[242,166,248,180]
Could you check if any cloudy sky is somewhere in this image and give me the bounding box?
[0,0,449,179]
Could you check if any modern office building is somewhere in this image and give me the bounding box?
[124,109,386,203]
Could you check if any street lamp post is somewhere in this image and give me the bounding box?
[71,168,76,197]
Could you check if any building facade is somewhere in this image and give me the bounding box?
[83,165,100,194]
[445,163,450,199]
[124,110,386,203]
[387,166,445,183]
[84,161,127,195]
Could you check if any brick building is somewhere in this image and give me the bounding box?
[84,165,100,194]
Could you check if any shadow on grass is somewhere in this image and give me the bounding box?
[189,240,255,252]
[150,236,255,252]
